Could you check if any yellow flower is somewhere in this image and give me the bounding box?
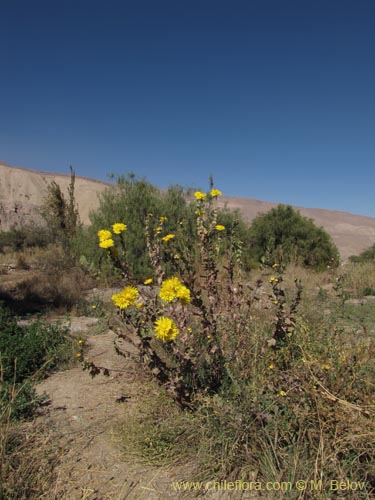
[195,209,205,217]
[268,363,275,370]
[159,277,190,305]
[92,305,97,309]
[159,216,168,223]
[210,188,222,198]
[176,284,191,305]
[144,278,153,285]
[112,223,127,234]
[215,225,225,231]
[278,390,287,397]
[269,276,278,284]
[136,302,144,308]
[159,277,182,302]
[194,191,206,200]
[173,253,180,260]
[99,238,114,249]
[155,226,163,233]
[187,327,192,333]
[76,353,82,358]
[147,212,154,217]
[161,233,175,242]
[98,229,112,242]
[112,286,139,309]
[322,364,331,371]
[272,263,279,268]
[78,339,84,345]
[154,316,179,342]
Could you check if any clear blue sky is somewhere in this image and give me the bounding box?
[1,0,374,216]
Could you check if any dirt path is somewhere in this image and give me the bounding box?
[37,329,179,500]
[36,323,259,500]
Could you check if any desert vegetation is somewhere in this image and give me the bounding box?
[1,174,375,499]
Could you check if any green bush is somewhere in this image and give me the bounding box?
[248,204,340,270]
[350,243,375,263]
[0,303,71,419]
[80,174,253,280]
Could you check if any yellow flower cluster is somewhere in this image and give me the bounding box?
[99,238,114,249]
[154,316,179,341]
[98,229,112,241]
[112,286,139,309]
[194,191,206,200]
[159,277,191,305]
[112,223,127,234]
[210,188,222,198]
[161,233,175,242]
[194,189,222,200]
[215,225,225,231]
[98,229,114,249]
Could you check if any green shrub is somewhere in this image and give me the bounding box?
[350,243,375,263]
[81,174,253,280]
[0,303,71,419]
[248,204,340,270]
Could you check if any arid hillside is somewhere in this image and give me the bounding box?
[1,161,375,259]
[0,162,110,228]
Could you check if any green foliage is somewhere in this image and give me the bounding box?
[82,174,253,280]
[0,303,71,419]
[0,382,42,420]
[87,174,197,279]
[350,242,375,263]
[248,204,340,270]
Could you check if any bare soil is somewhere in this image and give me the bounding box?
[36,330,178,500]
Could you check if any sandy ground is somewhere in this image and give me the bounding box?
[36,330,179,500]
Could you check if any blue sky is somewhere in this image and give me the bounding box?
[1,0,374,216]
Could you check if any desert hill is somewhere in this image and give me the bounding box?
[1,161,375,260]
[0,162,110,229]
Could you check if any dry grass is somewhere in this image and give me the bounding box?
[1,418,63,499]
[340,261,375,297]
[0,244,94,313]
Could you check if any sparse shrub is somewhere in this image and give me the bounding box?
[0,224,51,253]
[39,166,81,251]
[248,204,340,270]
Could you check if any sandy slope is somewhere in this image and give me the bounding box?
[0,162,110,227]
[1,161,375,259]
